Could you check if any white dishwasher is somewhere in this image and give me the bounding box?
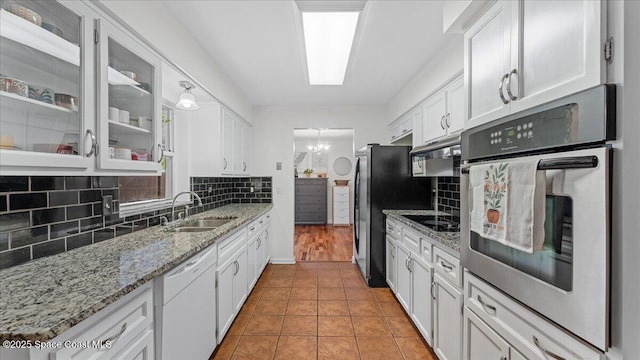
[155,244,218,360]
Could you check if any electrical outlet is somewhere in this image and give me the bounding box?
[208,187,213,194]
[102,195,113,216]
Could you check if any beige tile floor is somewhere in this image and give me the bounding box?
[210,261,437,360]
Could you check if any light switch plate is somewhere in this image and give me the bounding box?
[102,195,113,217]
[276,162,282,170]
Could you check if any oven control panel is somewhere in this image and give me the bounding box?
[470,104,575,157]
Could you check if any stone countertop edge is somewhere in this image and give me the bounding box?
[382,209,461,256]
[0,203,273,342]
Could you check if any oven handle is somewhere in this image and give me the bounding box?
[461,156,598,174]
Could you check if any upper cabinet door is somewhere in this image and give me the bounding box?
[445,76,465,135]
[242,123,251,175]
[0,0,95,171]
[96,18,161,172]
[221,110,234,175]
[464,0,516,128]
[421,91,447,144]
[511,0,605,113]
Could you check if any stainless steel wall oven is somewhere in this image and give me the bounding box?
[460,85,615,351]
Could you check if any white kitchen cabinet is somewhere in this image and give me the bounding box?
[46,283,154,360]
[385,235,397,292]
[389,113,414,144]
[464,308,510,360]
[464,272,603,360]
[111,330,154,360]
[0,1,97,171]
[395,243,412,313]
[188,102,222,176]
[221,108,252,176]
[248,232,260,290]
[433,273,463,360]
[465,0,605,128]
[422,75,465,144]
[233,247,248,313]
[333,186,350,225]
[409,255,434,345]
[96,17,162,172]
[216,228,248,342]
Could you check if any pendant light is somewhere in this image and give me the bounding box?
[176,81,200,110]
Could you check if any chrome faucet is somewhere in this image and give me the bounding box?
[171,191,203,222]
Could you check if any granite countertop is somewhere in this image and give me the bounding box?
[383,209,461,255]
[0,203,272,342]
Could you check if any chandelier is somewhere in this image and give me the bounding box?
[308,129,331,153]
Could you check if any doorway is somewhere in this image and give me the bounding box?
[293,128,355,261]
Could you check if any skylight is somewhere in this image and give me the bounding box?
[301,12,360,85]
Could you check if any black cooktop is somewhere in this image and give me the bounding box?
[403,214,460,232]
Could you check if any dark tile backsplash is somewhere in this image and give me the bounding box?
[437,176,460,217]
[0,175,272,269]
[189,177,273,214]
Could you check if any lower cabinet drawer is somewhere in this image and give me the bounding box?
[333,206,349,218]
[50,285,153,360]
[296,204,325,212]
[400,227,421,254]
[218,228,247,265]
[464,272,602,360]
[295,212,326,223]
[433,247,461,288]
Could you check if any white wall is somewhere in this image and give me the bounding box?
[294,135,355,224]
[97,0,253,122]
[385,37,464,123]
[252,106,387,263]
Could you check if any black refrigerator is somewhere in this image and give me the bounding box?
[353,144,432,287]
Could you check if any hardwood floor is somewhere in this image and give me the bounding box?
[294,225,353,262]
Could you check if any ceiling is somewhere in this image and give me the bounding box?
[163,0,451,107]
[294,128,354,140]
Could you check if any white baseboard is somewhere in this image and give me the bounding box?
[270,257,296,264]
[352,256,356,264]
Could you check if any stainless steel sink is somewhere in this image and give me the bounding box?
[168,217,236,232]
[171,227,217,233]
[192,218,234,227]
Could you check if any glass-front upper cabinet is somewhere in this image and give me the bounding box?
[0,0,95,170]
[96,18,161,172]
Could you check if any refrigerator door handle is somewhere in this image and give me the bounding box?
[353,158,360,253]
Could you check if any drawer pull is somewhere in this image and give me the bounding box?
[440,261,453,272]
[500,357,507,360]
[533,336,565,360]
[101,322,127,344]
[250,226,256,231]
[477,295,496,313]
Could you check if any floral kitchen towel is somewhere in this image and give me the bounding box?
[469,159,546,253]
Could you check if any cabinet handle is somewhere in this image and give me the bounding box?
[533,336,565,360]
[445,113,450,128]
[100,322,127,344]
[233,260,239,275]
[391,245,395,259]
[440,261,453,272]
[223,158,228,169]
[257,238,261,249]
[85,129,97,157]
[402,129,408,133]
[498,73,509,104]
[243,161,247,171]
[500,357,507,360]
[440,115,446,129]
[477,295,497,313]
[506,69,518,101]
[157,144,164,163]
[431,281,436,301]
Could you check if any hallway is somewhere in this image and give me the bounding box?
[294,225,353,262]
